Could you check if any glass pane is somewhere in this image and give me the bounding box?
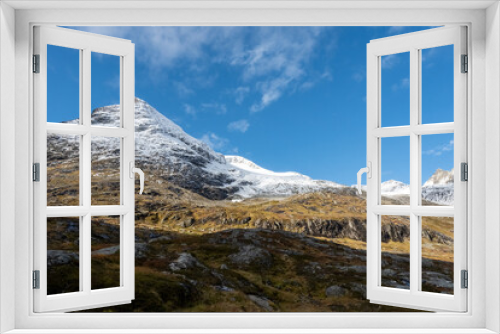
[421,45,454,124]
[47,45,80,123]
[381,215,410,290]
[47,133,80,206]
[91,136,121,205]
[91,215,121,290]
[381,136,410,205]
[421,133,454,206]
[421,216,454,294]
[47,217,80,295]
[91,52,121,127]
[381,52,410,127]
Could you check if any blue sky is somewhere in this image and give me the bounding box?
[48,26,455,186]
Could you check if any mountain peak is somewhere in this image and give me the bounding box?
[224,155,300,176]
[423,168,454,187]
[381,180,410,195]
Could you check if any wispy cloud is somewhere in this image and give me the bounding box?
[183,104,197,116]
[299,70,333,92]
[423,140,454,156]
[201,103,227,115]
[392,77,409,91]
[228,119,250,133]
[234,86,250,104]
[381,54,400,69]
[173,81,194,98]
[200,132,229,151]
[352,72,364,83]
[231,27,324,112]
[74,26,328,113]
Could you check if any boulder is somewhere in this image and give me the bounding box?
[229,244,273,268]
[325,285,347,297]
[92,245,120,256]
[248,294,273,311]
[169,252,205,271]
[47,250,79,266]
[135,243,148,258]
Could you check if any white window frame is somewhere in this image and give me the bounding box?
[0,1,499,333]
[366,26,467,312]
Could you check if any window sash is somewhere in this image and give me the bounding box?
[32,25,136,313]
[366,26,468,312]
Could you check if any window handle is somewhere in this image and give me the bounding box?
[129,161,144,195]
[357,162,372,195]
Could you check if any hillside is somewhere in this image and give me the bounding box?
[45,99,456,312]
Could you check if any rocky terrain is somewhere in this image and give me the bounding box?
[45,99,455,312]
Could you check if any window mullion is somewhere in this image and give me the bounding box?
[409,47,420,294]
[82,47,92,294]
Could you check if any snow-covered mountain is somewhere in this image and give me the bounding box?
[423,168,454,187]
[50,98,344,200]
[381,180,410,195]
[222,155,343,199]
[50,98,454,204]
[421,169,454,205]
[378,169,454,205]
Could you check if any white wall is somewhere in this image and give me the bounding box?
[0,2,16,333]
[486,2,500,333]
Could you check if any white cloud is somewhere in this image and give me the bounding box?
[381,54,400,69]
[200,132,229,151]
[75,26,227,71]
[423,140,454,156]
[229,27,325,112]
[391,77,409,91]
[201,103,227,115]
[73,26,327,112]
[228,119,250,133]
[352,72,364,83]
[183,104,197,116]
[173,81,194,98]
[234,86,250,104]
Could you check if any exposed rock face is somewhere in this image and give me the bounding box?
[229,244,273,268]
[47,250,78,266]
[247,295,273,311]
[92,245,120,256]
[325,285,347,297]
[169,252,206,271]
[381,223,410,243]
[254,217,368,241]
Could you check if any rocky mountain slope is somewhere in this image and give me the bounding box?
[51,98,454,204]
[46,99,456,312]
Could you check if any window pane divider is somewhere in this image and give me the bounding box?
[373,123,454,138]
[46,205,131,217]
[46,123,129,137]
[373,205,455,217]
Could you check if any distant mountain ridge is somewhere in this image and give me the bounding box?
[379,168,454,205]
[51,98,454,204]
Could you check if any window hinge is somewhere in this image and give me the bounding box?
[461,270,468,289]
[461,54,468,73]
[461,162,468,182]
[33,270,40,289]
[33,54,40,73]
[33,163,40,182]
